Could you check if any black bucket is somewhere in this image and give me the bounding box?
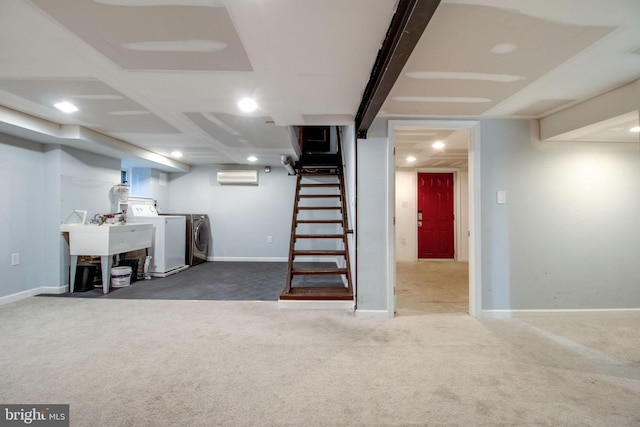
[74,264,97,292]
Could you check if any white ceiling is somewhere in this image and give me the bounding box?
[0,0,639,172]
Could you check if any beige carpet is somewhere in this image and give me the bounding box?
[1,294,639,426]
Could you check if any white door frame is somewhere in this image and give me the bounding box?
[388,120,482,317]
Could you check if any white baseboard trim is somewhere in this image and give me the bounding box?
[149,264,189,277]
[355,309,393,319]
[482,308,640,319]
[0,285,68,306]
[277,300,354,311]
[211,256,288,262]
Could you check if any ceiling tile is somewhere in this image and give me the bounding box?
[30,0,252,72]
[382,3,613,117]
[185,112,293,150]
[0,78,178,133]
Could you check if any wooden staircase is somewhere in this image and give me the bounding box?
[280,155,353,301]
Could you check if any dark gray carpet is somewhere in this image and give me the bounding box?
[42,261,345,301]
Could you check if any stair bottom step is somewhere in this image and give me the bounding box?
[292,268,348,275]
[280,286,353,301]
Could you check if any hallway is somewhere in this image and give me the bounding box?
[395,261,469,315]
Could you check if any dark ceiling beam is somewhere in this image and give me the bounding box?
[355,0,441,139]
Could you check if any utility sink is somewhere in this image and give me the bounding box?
[60,223,153,294]
[60,223,153,255]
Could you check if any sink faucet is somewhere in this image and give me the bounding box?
[92,213,106,225]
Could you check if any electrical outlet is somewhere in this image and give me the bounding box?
[267,235,273,243]
[11,253,19,266]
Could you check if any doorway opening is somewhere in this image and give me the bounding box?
[388,120,481,317]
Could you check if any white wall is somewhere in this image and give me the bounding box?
[59,147,122,220]
[167,165,296,260]
[44,146,64,288]
[356,137,392,313]
[395,170,417,261]
[0,135,47,300]
[481,119,640,311]
[458,171,469,261]
[129,168,170,211]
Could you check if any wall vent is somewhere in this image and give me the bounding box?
[216,170,258,185]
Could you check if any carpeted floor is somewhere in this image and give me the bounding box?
[4,261,640,425]
[0,297,638,426]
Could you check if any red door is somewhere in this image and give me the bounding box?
[417,173,454,259]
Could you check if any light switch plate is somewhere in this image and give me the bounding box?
[497,191,507,204]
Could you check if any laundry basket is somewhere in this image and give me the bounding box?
[110,266,132,288]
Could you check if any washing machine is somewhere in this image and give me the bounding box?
[162,214,211,266]
[127,205,188,277]
[189,214,210,265]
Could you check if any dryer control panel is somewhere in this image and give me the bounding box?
[129,205,158,217]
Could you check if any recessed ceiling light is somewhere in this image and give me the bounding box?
[432,141,445,150]
[406,71,524,83]
[122,40,227,53]
[247,155,258,162]
[73,94,123,100]
[393,96,491,104]
[630,126,640,133]
[95,0,216,6]
[171,151,183,158]
[238,98,258,113]
[108,110,151,116]
[407,156,417,163]
[54,101,78,113]
[490,43,518,54]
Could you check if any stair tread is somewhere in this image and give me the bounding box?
[291,267,349,275]
[299,172,340,176]
[293,250,346,255]
[295,234,345,239]
[299,194,340,198]
[280,287,353,301]
[298,206,341,210]
[296,220,342,224]
[300,183,340,188]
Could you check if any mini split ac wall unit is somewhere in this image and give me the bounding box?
[216,170,259,185]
